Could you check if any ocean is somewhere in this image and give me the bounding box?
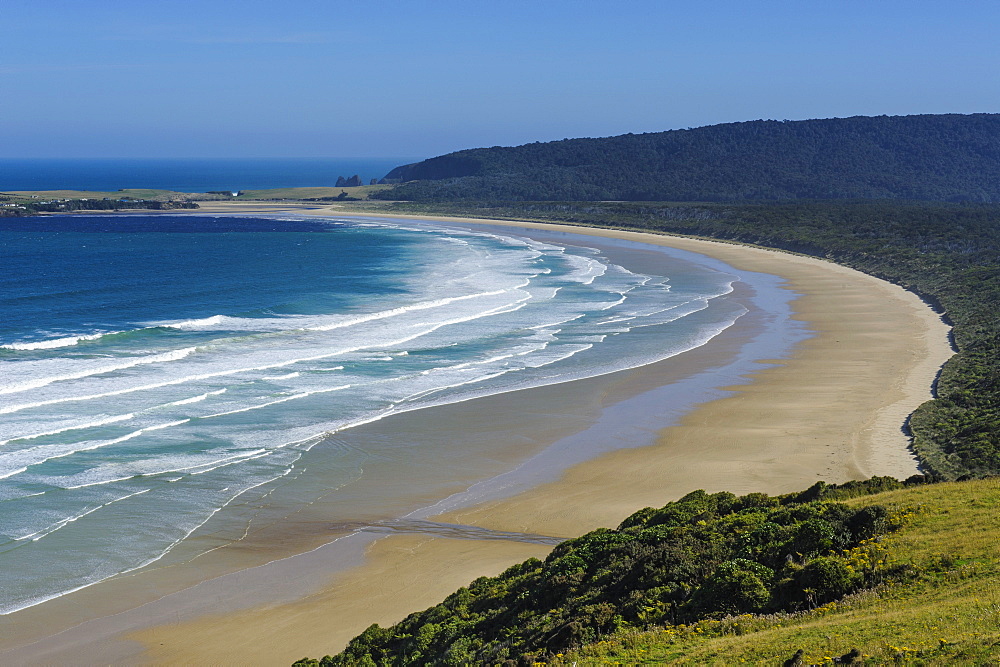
[0,158,418,192]
[0,213,801,616]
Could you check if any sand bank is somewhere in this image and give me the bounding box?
[4,203,953,664]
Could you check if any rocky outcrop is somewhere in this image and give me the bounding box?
[335,175,364,187]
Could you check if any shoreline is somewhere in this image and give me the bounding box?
[2,203,954,664]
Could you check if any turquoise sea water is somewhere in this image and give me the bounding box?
[0,214,783,615]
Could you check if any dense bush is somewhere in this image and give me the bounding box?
[295,477,920,666]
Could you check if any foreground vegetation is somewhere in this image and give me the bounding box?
[555,478,1000,665]
[554,479,1000,665]
[296,477,1000,665]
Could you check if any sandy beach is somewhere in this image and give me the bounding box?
[1,203,954,665]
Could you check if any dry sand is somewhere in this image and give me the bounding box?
[20,203,956,664]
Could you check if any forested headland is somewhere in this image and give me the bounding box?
[374,114,1000,203]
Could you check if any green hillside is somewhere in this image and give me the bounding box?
[295,478,1000,665]
[373,114,1000,203]
[551,478,1000,665]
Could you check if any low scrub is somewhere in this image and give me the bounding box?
[295,477,930,666]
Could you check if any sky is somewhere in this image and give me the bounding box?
[1,0,998,159]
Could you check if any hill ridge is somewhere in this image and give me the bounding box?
[376,113,1000,203]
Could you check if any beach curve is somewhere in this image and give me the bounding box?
[1,203,954,665]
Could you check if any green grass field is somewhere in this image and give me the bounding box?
[550,479,1000,665]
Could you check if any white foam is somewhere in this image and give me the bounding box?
[0,413,135,447]
[0,332,114,351]
[0,419,191,479]
[147,289,522,338]
[200,385,351,419]
[0,347,197,396]
[561,254,608,285]
[62,474,145,490]
[166,388,228,406]
[164,314,229,329]
[67,449,273,489]
[14,489,151,542]
[305,289,509,332]
[528,314,585,330]
[0,357,336,415]
[188,450,272,476]
[0,472,291,615]
[401,369,513,403]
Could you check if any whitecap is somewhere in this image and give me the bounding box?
[166,388,228,406]
[0,419,191,479]
[0,347,198,396]
[0,332,115,351]
[0,413,135,448]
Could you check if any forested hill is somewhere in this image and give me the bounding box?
[376,114,1000,202]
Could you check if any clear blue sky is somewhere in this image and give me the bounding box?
[2,0,997,158]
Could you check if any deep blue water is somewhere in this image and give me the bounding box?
[0,216,410,341]
[0,158,419,192]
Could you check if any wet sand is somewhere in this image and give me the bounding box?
[2,203,953,665]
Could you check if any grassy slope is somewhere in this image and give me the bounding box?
[559,479,1000,665]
